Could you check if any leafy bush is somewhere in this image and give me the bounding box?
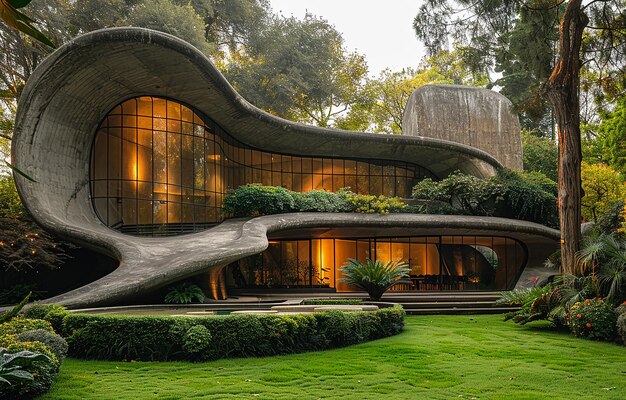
[576,232,626,305]
[615,302,626,316]
[16,330,68,361]
[302,299,363,305]
[223,185,408,217]
[61,306,405,361]
[495,169,558,228]
[0,338,59,399]
[567,298,617,341]
[340,259,410,301]
[344,193,406,214]
[292,190,352,212]
[617,313,626,345]
[182,325,212,355]
[0,348,51,394]
[164,283,205,304]
[0,318,54,336]
[223,184,296,217]
[20,304,70,334]
[501,285,563,325]
[412,172,501,216]
[411,169,558,228]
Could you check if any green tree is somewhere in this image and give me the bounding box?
[421,49,490,86]
[414,0,626,274]
[595,97,626,175]
[127,0,214,55]
[581,162,624,222]
[225,13,369,128]
[522,131,558,181]
[337,49,486,134]
[365,67,451,134]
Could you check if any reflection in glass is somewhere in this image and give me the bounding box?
[91,96,436,236]
[228,236,526,292]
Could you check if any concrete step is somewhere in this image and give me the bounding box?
[400,301,502,309]
[384,295,502,303]
[404,306,520,315]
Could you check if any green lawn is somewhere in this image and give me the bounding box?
[42,315,625,400]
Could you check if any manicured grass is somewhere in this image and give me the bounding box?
[42,315,625,399]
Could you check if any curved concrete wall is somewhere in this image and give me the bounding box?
[402,85,523,170]
[10,28,555,308]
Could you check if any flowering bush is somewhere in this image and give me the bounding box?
[567,298,617,341]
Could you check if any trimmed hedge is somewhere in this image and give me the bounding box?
[62,305,405,361]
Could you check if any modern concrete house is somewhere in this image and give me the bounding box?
[12,28,559,308]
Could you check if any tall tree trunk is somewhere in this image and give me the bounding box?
[544,0,588,275]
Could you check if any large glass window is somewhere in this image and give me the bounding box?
[91,97,436,235]
[227,236,526,292]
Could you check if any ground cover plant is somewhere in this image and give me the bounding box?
[40,314,626,400]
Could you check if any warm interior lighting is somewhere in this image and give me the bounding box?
[207,154,221,160]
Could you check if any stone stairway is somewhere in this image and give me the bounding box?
[379,291,519,315]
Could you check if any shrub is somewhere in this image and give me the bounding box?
[17,330,68,361]
[567,298,617,341]
[20,304,65,321]
[412,172,500,216]
[617,313,626,344]
[615,302,626,316]
[62,306,405,361]
[0,318,54,336]
[223,184,295,217]
[495,169,558,228]
[0,337,59,399]
[164,283,205,304]
[411,169,558,227]
[344,193,406,214]
[182,325,212,355]
[21,304,70,334]
[292,190,352,212]
[339,259,410,301]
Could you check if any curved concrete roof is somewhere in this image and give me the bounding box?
[29,213,558,309]
[9,27,553,308]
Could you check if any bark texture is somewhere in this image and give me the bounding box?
[544,0,588,275]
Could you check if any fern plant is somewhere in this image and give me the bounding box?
[339,258,409,301]
[164,283,205,304]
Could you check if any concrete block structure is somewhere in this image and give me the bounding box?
[403,84,523,170]
[12,28,558,308]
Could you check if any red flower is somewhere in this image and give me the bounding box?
[585,323,592,328]
[577,314,582,319]
[585,299,591,303]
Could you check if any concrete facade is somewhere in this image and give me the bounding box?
[11,28,553,308]
[402,85,524,170]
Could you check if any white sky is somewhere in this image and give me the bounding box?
[268,0,427,77]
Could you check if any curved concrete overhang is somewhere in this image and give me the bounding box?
[10,27,546,309]
[17,213,558,309]
[13,28,502,246]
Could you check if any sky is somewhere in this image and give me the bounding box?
[268,0,427,77]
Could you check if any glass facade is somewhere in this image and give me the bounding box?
[227,236,526,292]
[90,97,435,235]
